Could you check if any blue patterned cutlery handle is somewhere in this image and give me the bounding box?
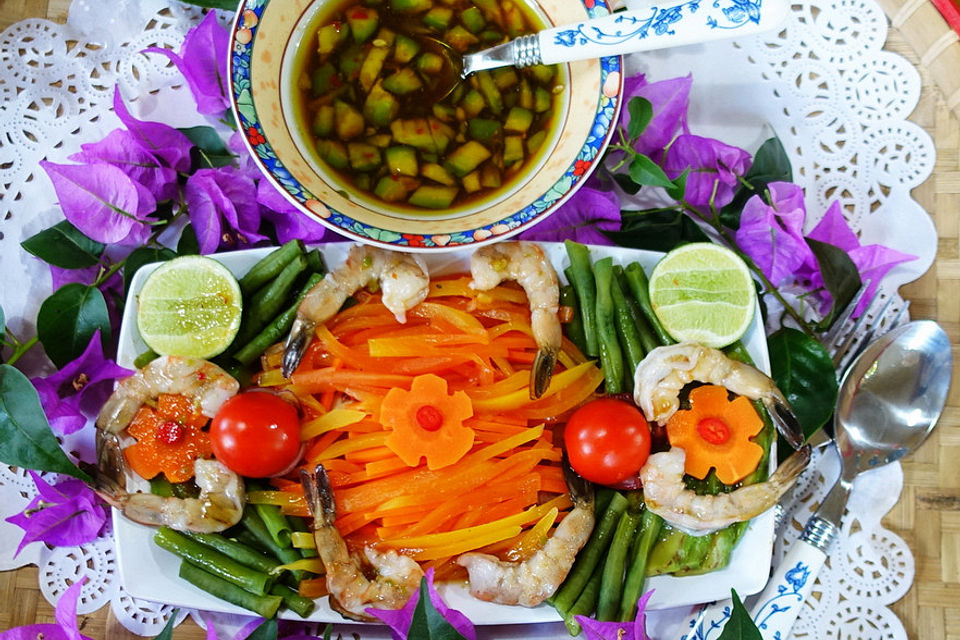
[532,0,790,66]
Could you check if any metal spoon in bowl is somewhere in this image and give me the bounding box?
[746,319,951,638]
[427,0,790,98]
[677,319,951,639]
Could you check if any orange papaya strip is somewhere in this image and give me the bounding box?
[537,466,569,495]
[334,510,373,537]
[471,362,595,412]
[301,430,342,467]
[292,368,414,393]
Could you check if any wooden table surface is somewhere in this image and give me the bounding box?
[1,2,958,639]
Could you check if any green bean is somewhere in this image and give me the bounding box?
[134,349,159,369]
[596,493,643,620]
[239,506,302,569]
[149,476,174,497]
[593,257,624,393]
[619,509,662,621]
[551,491,628,614]
[609,269,645,378]
[179,561,283,618]
[233,254,308,348]
[239,239,305,295]
[154,527,274,595]
[234,272,324,366]
[563,240,599,357]
[304,248,327,277]
[247,485,293,549]
[624,262,674,345]
[562,564,603,635]
[185,532,281,574]
[270,583,316,618]
[614,267,659,354]
[234,529,271,554]
[560,284,587,354]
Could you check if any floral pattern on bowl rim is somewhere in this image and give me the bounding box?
[229,0,622,251]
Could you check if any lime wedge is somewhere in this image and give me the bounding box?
[648,243,757,348]
[137,256,242,359]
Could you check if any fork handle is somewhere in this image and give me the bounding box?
[535,0,790,66]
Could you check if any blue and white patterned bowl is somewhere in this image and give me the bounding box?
[228,0,622,251]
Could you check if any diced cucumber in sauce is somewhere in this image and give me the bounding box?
[359,44,390,92]
[334,100,365,140]
[423,6,454,30]
[317,22,349,60]
[445,140,491,177]
[382,67,423,95]
[422,162,457,186]
[503,135,524,165]
[390,0,432,13]
[348,142,382,171]
[318,139,349,169]
[408,184,459,208]
[385,146,419,176]
[445,25,479,52]
[346,6,379,43]
[460,6,486,33]
[364,82,400,127]
[312,104,335,137]
[467,118,501,143]
[504,107,533,135]
[374,175,417,201]
[393,34,421,63]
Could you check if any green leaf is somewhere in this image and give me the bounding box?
[123,247,177,298]
[151,610,179,640]
[665,168,689,201]
[20,220,105,269]
[626,96,653,140]
[607,209,709,252]
[0,364,91,482]
[179,125,235,169]
[613,172,642,195]
[177,225,201,256]
[718,590,762,640]
[628,154,674,188]
[246,618,278,640]
[408,579,469,640]
[769,327,838,451]
[807,238,862,330]
[36,284,111,369]
[176,0,238,11]
[719,136,793,229]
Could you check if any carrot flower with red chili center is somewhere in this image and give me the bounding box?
[665,384,764,484]
[380,373,475,470]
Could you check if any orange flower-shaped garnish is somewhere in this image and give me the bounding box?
[380,374,475,470]
[665,384,764,485]
[123,394,213,483]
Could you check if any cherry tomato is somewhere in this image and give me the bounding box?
[563,397,651,486]
[209,390,301,477]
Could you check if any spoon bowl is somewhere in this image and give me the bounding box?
[835,319,951,470]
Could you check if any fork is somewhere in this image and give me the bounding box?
[672,286,911,640]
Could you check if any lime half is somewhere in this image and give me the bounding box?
[137,256,242,359]
[648,243,757,348]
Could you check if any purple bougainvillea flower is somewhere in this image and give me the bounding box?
[735,181,815,285]
[112,87,193,173]
[518,183,621,245]
[575,590,654,640]
[802,201,917,314]
[256,180,328,245]
[5,472,106,557]
[663,134,752,211]
[145,11,231,116]
[31,329,131,436]
[185,166,268,254]
[0,577,94,640]
[40,160,156,246]
[69,128,179,201]
[367,568,477,640]
[620,74,692,158]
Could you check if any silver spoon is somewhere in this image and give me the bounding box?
[427,0,790,97]
[747,320,951,638]
[678,319,951,639]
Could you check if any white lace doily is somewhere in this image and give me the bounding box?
[0,0,933,637]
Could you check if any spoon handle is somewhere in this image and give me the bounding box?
[535,0,790,66]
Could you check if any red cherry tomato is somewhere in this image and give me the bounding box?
[563,397,651,486]
[210,390,301,477]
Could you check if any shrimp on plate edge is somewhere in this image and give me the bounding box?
[88,355,245,533]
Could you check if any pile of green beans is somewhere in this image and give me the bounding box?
[553,241,775,630]
[152,483,318,619]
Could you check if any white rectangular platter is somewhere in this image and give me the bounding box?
[114,241,774,626]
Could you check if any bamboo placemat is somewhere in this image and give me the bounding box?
[1,1,959,638]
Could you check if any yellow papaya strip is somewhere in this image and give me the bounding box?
[300,409,367,440]
[471,361,596,412]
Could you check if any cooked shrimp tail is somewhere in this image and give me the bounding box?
[763,391,805,451]
[300,464,423,621]
[456,456,595,606]
[282,245,430,378]
[640,445,811,535]
[88,458,245,533]
[470,242,561,399]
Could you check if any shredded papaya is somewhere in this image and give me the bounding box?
[665,384,765,484]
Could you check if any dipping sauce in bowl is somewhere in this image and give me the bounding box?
[229,0,622,250]
[292,0,566,213]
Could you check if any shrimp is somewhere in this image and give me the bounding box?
[640,446,811,535]
[633,342,805,450]
[455,458,594,607]
[300,465,423,621]
[282,244,430,377]
[91,458,245,533]
[470,241,561,399]
[89,356,244,533]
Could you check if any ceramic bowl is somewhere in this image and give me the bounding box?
[228,0,622,251]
